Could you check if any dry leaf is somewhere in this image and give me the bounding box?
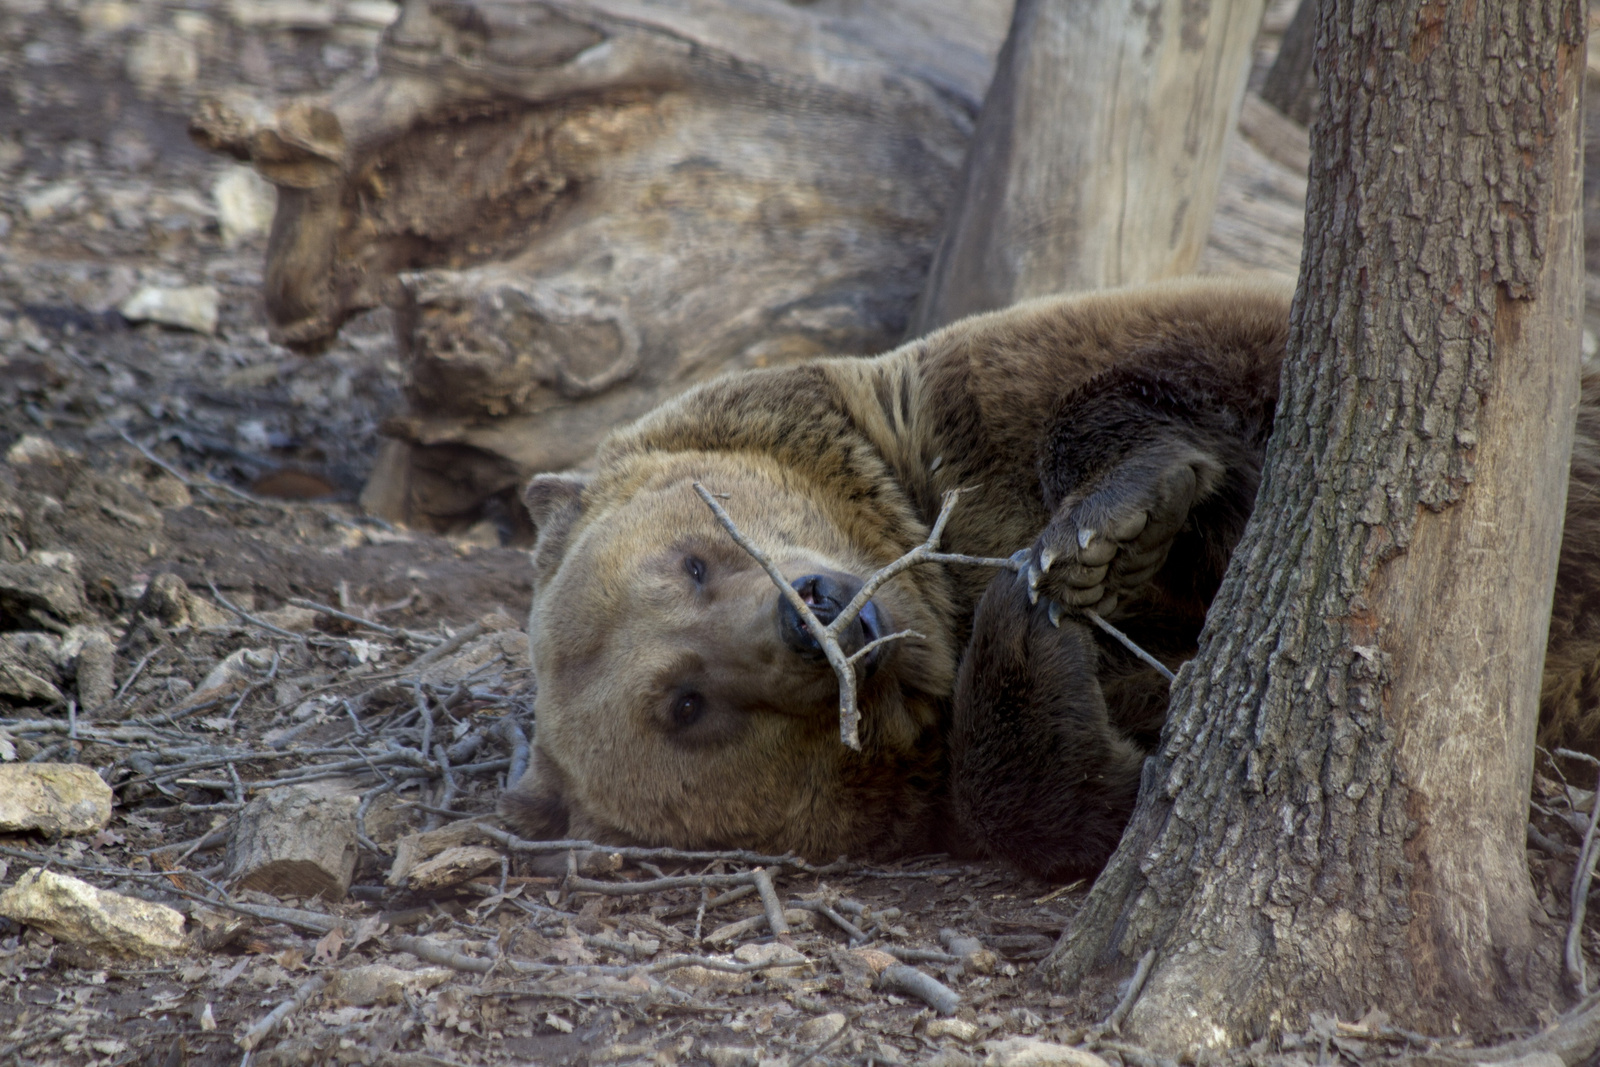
[313,926,345,964]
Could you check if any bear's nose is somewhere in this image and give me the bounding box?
[777,572,888,670]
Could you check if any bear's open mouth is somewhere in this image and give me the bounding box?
[781,571,892,674]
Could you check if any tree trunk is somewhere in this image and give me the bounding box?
[909,0,1266,334]
[1047,0,1584,1050]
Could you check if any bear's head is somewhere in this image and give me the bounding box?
[503,449,960,860]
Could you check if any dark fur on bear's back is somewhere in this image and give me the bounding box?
[502,277,1600,883]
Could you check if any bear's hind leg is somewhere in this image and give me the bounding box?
[949,569,1145,882]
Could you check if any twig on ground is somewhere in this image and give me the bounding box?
[566,871,763,897]
[120,429,288,513]
[660,883,757,922]
[113,648,161,705]
[478,825,840,873]
[237,974,327,1051]
[752,867,792,944]
[1558,748,1600,993]
[394,935,493,974]
[792,900,868,942]
[429,743,456,832]
[499,718,530,786]
[875,963,960,1015]
[410,620,491,670]
[206,580,308,644]
[881,945,961,966]
[792,1014,854,1067]
[288,597,442,645]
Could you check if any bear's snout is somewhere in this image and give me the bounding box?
[778,571,890,672]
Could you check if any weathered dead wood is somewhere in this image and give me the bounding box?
[225,785,360,900]
[910,0,1269,332]
[875,963,960,1015]
[192,0,1011,534]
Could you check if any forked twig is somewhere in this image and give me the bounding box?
[692,482,1177,748]
[694,483,1015,748]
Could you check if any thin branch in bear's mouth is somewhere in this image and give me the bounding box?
[692,482,1019,749]
[694,482,1182,747]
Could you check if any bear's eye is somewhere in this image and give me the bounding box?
[683,555,708,585]
[671,690,706,728]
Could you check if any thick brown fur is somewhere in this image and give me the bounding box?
[501,277,1600,881]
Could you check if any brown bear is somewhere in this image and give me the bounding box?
[501,277,1600,881]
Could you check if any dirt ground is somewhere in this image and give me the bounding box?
[4,2,1600,1066]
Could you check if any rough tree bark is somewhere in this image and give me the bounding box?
[1048,0,1584,1049]
[910,0,1267,333]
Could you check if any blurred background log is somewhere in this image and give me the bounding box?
[909,0,1268,333]
[194,0,1320,540]
[193,0,1014,536]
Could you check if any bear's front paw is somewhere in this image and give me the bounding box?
[1027,462,1201,618]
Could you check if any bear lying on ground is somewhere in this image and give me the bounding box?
[501,277,1600,881]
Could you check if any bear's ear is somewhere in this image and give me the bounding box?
[523,473,588,580]
[523,472,588,529]
[497,743,571,841]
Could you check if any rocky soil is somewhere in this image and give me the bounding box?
[4,2,1600,1067]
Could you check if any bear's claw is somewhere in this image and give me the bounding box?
[1029,458,1208,619]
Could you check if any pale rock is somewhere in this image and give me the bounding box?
[705,1049,758,1067]
[0,434,68,466]
[79,0,136,33]
[213,166,276,246]
[230,0,335,27]
[126,30,199,90]
[926,1018,980,1042]
[796,1012,848,1045]
[172,11,214,39]
[340,0,398,26]
[983,1039,1112,1067]
[0,868,187,957]
[0,658,62,704]
[23,182,83,220]
[663,958,750,992]
[255,605,321,632]
[849,947,899,975]
[0,764,113,834]
[417,628,529,688]
[119,285,219,335]
[325,963,452,1006]
[0,551,91,628]
[733,941,812,979]
[189,647,273,705]
[941,929,999,974]
[130,572,230,629]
